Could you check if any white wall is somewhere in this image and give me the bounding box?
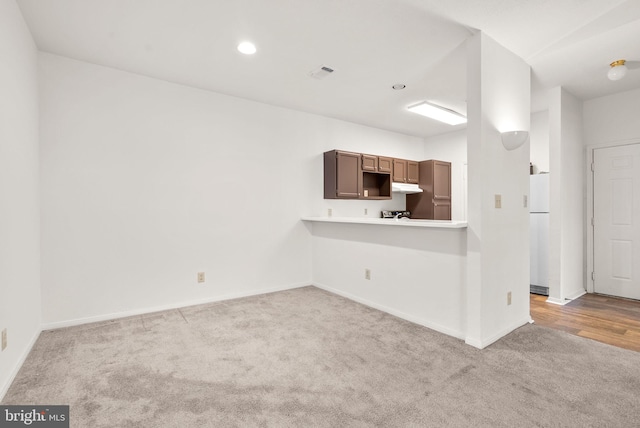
[530,110,549,173]
[0,0,41,399]
[38,53,424,327]
[548,87,585,304]
[465,33,531,348]
[424,130,467,221]
[583,87,640,146]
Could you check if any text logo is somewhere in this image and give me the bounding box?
[0,406,68,428]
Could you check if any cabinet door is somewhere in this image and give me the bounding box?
[407,161,419,184]
[393,159,407,182]
[378,156,393,173]
[361,154,377,171]
[336,151,361,198]
[433,201,451,220]
[433,161,451,199]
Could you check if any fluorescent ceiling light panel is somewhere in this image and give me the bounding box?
[407,101,467,125]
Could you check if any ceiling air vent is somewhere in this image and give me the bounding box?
[310,65,335,79]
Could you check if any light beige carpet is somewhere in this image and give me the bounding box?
[3,286,640,427]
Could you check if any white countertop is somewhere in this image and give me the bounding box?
[302,217,467,229]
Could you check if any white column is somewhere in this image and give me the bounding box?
[547,87,585,304]
[465,32,531,348]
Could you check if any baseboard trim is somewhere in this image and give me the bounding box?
[565,289,586,301]
[312,282,464,340]
[41,282,310,331]
[546,288,586,306]
[464,317,531,349]
[546,296,570,306]
[0,328,41,402]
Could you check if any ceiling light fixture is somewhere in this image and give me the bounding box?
[237,41,257,55]
[407,101,467,125]
[608,59,627,81]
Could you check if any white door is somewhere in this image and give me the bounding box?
[593,144,640,300]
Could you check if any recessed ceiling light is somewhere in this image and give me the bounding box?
[237,41,257,55]
[392,84,406,90]
[407,101,467,125]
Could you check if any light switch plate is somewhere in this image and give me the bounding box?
[495,194,502,209]
[523,195,528,208]
[2,328,7,351]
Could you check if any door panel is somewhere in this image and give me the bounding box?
[407,161,419,184]
[336,151,361,198]
[433,201,450,220]
[378,156,393,173]
[593,144,640,300]
[393,159,407,182]
[433,161,451,200]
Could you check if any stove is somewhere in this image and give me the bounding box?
[381,210,411,219]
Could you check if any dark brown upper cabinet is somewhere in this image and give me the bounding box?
[393,159,419,183]
[407,161,419,184]
[406,160,451,220]
[324,150,361,199]
[362,154,393,174]
[361,154,378,171]
[361,154,392,199]
[324,150,391,200]
[362,170,391,199]
[393,159,407,182]
[378,156,393,173]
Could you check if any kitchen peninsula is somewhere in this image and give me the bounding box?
[303,216,467,339]
[302,216,466,228]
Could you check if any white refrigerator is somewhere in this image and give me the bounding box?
[530,174,549,295]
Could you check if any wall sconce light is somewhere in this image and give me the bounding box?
[501,130,529,151]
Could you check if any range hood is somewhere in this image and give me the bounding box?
[391,182,423,194]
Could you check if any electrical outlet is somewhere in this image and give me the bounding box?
[523,195,528,208]
[197,272,205,283]
[365,269,371,280]
[328,208,332,217]
[364,208,368,215]
[495,194,502,209]
[507,291,512,306]
[2,328,7,351]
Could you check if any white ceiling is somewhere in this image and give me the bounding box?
[16,0,640,138]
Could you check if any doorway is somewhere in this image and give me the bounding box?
[592,143,640,300]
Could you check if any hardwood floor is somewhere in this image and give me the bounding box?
[530,292,640,352]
